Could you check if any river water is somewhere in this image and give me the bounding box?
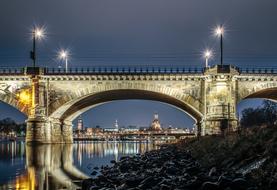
[0,141,158,190]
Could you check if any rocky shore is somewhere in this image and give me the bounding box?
[82,143,256,190]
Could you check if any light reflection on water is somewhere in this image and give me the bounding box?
[0,141,158,189]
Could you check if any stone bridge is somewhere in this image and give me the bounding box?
[1,65,277,143]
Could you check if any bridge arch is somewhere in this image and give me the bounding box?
[242,87,277,101]
[50,89,203,124]
[238,79,277,102]
[0,92,29,116]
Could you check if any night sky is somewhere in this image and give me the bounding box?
[0,0,276,128]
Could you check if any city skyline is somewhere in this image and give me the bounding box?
[0,99,262,129]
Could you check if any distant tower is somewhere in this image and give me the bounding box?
[114,119,119,130]
[77,115,84,130]
[149,113,162,131]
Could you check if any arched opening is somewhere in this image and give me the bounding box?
[0,101,27,138]
[72,100,196,130]
[237,88,277,128]
[244,87,277,101]
[57,89,203,124]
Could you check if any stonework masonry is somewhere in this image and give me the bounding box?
[1,65,276,143]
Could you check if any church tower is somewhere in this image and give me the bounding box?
[149,113,162,131]
[77,115,84,131]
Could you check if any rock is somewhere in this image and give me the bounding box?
[183,177,203,189]
[201,181,219,190]
[88,185,100,190]
[139,176,160,189]
[160,184,171,190]
[91,171,98,176]
[166,166,179,175]
[208,167,217,176]
[119,163,130,173]
[231,178,249,190]
[83,143,256,190]
[217,175,232,189]
[125,176,144,187]
[82,179,97,190]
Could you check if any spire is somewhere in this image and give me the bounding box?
[77,115,83,130]
[114,119,119,129]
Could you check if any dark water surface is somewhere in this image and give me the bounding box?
[0,141,158,190]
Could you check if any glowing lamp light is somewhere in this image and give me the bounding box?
[214,26,224,37]
[204,50,212,59]
[33,27,45,40]
[58,49,70,72]
[17,89,31,105]
[58,49,69,60]
[203,49,213,68]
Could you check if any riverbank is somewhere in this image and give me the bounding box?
[182,126,277,190]
[82,126,277,190]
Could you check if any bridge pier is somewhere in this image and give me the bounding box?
[26,117,52,144]
[201,65,239,135]
[61,120,73,143]
[26,117,73,144]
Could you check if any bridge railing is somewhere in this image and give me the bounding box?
[0,67,25,75]
[238,68,277,74]
[2,66,277,75]
[44,67,205,75]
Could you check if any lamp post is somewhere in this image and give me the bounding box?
[30,27,45,68]
[203,49,212,68]
[214,25,224,66]
[58,49,69,73]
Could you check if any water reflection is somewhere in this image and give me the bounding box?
[0,141,158,189]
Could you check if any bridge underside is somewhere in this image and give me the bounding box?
[245,87,277,100]
[26,89,202,144]
[60,89,202,122]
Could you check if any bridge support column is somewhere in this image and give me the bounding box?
[62,120,73,143]
[26,117,52,144]
[26,73,74,144]
[27,117,73,144]
[202,65,239,135]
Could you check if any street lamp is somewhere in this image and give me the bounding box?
[214,25,224,66]
[30,26,45,68]
[203,49,213,68]
[58,49,69,72]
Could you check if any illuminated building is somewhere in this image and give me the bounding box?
[103,120,119,132]
[77,115,84,131]
[121,125,139,132]
[149,113,162,131]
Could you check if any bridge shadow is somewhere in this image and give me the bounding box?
[25,144,89,190]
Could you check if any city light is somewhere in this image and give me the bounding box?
[58,49,70,72]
